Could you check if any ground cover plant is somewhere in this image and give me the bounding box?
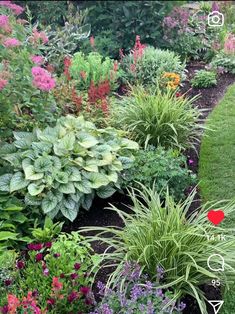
[0,115,138,221]
[191,70,217,88]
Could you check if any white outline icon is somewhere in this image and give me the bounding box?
[208,300,224,314]
[207,254,225,272]
[208,11,224,27]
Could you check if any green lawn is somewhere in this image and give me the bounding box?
[199,83,235,314]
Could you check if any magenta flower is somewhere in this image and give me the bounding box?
[3,38,21,48]
[188,159,194,165]
[70,273,78,280]
[212,1,220,12]
[0,1,24,15]
[32,66,56,91]
[0,305,8,314]
[80,286,90,295]
[4,279,12,286]
[74,263,81,270]
[35,253,43,262]
[28,243,43,251]
[53,253,60,258]
[0,15,11,32]
[67,291,78,303]
[31,55,44,65]
[44,242,52,248]
[0,78,8,91]
[16,260,25,269]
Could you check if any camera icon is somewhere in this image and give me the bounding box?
[208,11,224,27]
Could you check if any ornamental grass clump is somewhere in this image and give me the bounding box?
[0,115,138,221]
[112,86,203,150]
[81,186,235,313]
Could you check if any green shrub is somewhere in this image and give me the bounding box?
[112,86,202,150]
[0,232,100,312]
[211,53,235,74]
[82,186,235,313]
[0,194,33,250]
[0,115,138,221]
[121,46,186,87]
[121,146,196,201]
[69,51,121,90]
[191,70,217,88]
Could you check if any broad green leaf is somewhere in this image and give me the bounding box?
[42,194,58,213]
[74,180,92,194]
[0,174,13,192]
[63,197,76,210]
[13,131,35,141]
[2,153,21,168]
[0,143,16,155]
[121,138,139,150]
[24,165,44,181]
[58,182,75,194]
[60,133,75,150]
[34,156,52,173]
[3,206,23,211]
[0,231,18,241]
[118,156,134,169]
[11,212,27,223]
[14,139,31,150]
[60,205,78,222]
[66,167,81,182]
[32,142,52,155]
[83,160,99,172]
[88,173,109,189]
[106,171,118,183]
[51,156,61,169]
[55,171,69,184]
[82,194,94,210]
[10,172,29,192]
[77,132,98,148]
[28,183,45,196]
[97,186,116,198]
[25,194,41,206]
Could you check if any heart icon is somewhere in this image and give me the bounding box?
[207,210,225,225]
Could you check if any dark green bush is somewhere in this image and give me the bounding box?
[121,146,196,201]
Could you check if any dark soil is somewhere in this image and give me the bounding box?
[63,61,235,313]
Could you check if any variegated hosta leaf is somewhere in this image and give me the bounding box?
[10,172,29,193]
[0,174,13,192]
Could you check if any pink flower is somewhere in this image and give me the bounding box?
[32,66,56,91]
[28,243,43,251]
[212,1,220,12]
[90,36,95,47]
[0,1,24,15]
[52,277,63,291]
[3,37,21,48]
[0,15,11,33]
[30,28,48,45]
[70,273,78,280]
[0,78,8,90]
[44,242,52,248]
[188,159,194,165]
[43,268,49,276]
[31,55,44,65]
[16,260,25,269]
[224,33,235,55]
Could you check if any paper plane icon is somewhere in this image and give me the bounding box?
[208,300,224,314]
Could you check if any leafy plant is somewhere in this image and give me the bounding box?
[0,250,17,298]
[121,146,196,201]
[211,52,235,74]
[191,70,217,88]
[69,51,121,91]
[30,217,63,243]
[82,186,235,313]
[0,232,100,313]
[0,194,32,250]
[91,261,186,314]
[121,45,186,87]
[0,115,138,221]
[112,86,202,150]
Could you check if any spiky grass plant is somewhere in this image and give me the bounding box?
[81,186,235,313]
[112,86,204,150]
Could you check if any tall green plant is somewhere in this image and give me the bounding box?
[81,186,235,313]
[112,86,202,150]
[0,115,138,221]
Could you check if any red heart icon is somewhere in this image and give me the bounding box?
[207,210,225,225]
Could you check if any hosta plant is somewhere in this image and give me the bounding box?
[0,115,138,221]
[191,70,217,88]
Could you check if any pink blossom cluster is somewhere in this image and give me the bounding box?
[32,66,56,91]
[3,37,21,47]
[30,28,48,45]
[0,14,11,33]
[224,33,235,55]
[0,1,24,16]
[0,78,8,90]
[31,55,44,65]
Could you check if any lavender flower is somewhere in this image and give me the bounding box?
[156,265,164,280]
